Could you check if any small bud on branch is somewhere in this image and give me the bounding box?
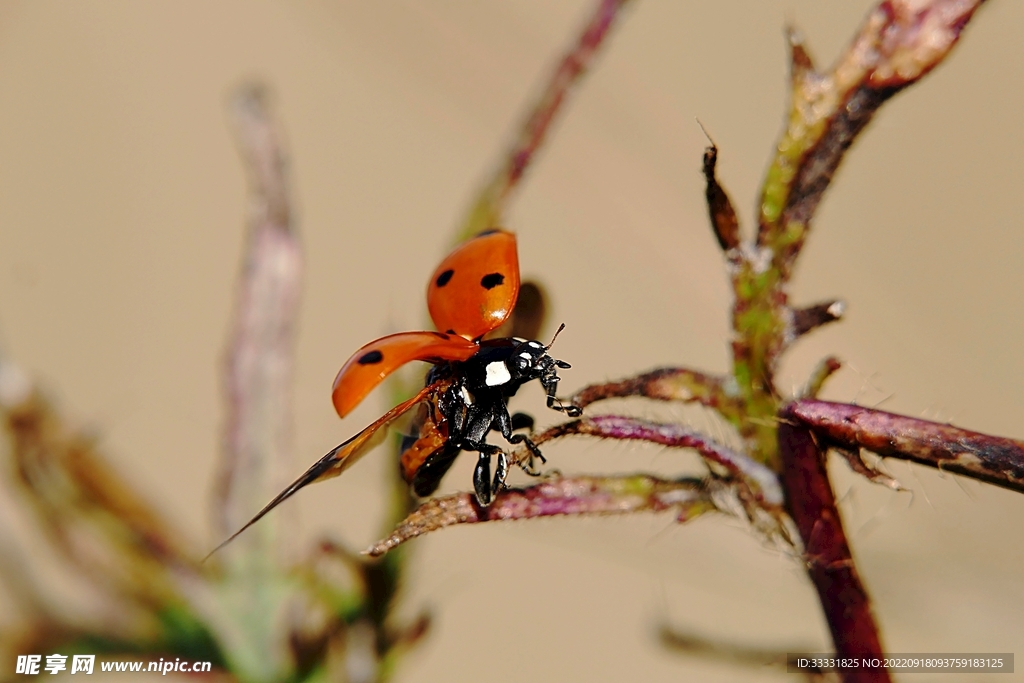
[700,131,740,252]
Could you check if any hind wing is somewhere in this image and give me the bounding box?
[208,382,444,558]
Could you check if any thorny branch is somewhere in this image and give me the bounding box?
[509,416,783,507]
[569,367,739,422]
[757,0,989,277]
[732,0,988,467]
[729,2,989,672]
[366,475,714,557]
[378,2,999,678]
[778,415,888,683]
[789,400,1024,495]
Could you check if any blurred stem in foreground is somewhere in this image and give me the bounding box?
[214,85,302,571]
[458,0,635,241]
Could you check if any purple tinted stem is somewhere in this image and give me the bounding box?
[789,399,1024,494]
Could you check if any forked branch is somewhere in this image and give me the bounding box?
[758,0,989,278]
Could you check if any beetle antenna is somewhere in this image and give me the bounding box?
[546,323,566,350]
[695,117,716,147]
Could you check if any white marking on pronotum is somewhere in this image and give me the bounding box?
[484,361,512,386]
[519,352,533,360]
[528,341,543,348]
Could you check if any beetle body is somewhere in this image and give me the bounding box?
[404,336,576,504]
[212,229,579,555]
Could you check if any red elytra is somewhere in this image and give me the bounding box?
[331,331,477,418]
[331,229,520,418]
[427,229,520,341]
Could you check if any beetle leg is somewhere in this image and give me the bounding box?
[493,406,543,476]
[510,411,535,432]
[541,371,582,417]
[464,439,505,506]
[507,433,545,474]
[495,404,515,441]
[473,452,492,506]
[492,450,509,495]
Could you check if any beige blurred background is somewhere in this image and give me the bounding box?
[0,1,1021,681]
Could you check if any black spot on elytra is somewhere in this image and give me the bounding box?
[446,329,456,335]
[435,269,454,287]
[481,272,505,290]
[357,350,384,365]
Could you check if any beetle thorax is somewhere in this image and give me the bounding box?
[457,338,549,393]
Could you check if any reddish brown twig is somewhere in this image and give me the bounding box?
[515,416,782,506]
[570,367,737,419]
[757,0,989,278]
[366,474,713,556]
[778,411,889,683]
[731,0,989,468]
[458,0,635,239]
[788,400,1024,494]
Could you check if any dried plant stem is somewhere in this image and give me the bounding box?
[360,4,1001,679]
[515,416,782,506]
[731,0,989,468]
[458,0,635,239]
[570,367,737,420]
[789,400,1024,494]
[366,474,713,557]
[214,86,302,565]
[658,626,818,678]
[757,0,988,275]
[778,414,889,683]
[4,393,195,572]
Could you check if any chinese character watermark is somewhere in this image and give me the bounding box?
[71,654,95,674]
[16,655,41,675]
[44,654,67,675]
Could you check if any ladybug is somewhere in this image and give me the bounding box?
[215,229,579,551]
